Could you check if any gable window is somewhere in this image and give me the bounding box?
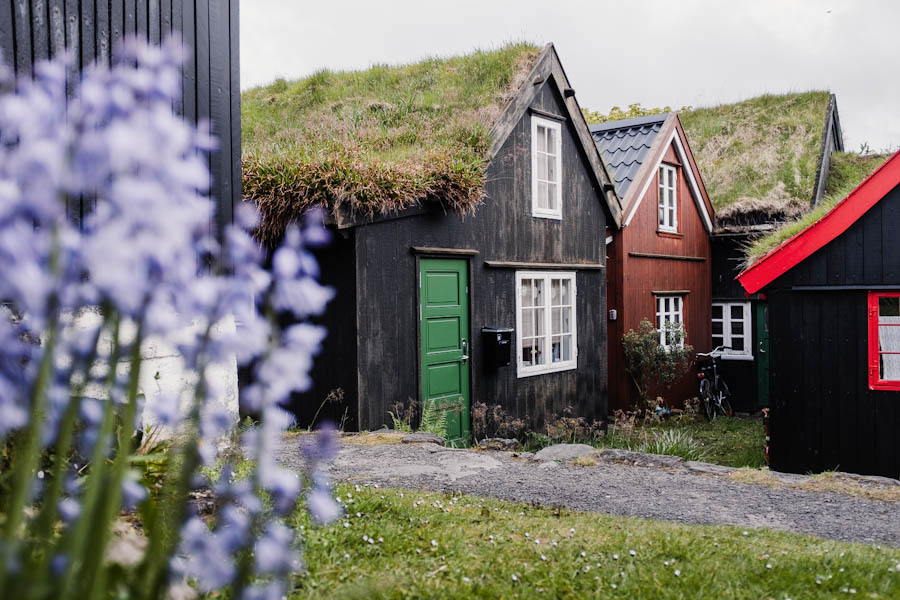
[712,302,752,359]
[868,292,900,390]
[655,294,684,349]
[658,164,677,232]
[516,272,577,376]
[531,117,562,220]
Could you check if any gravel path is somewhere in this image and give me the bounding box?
[276,438,900,547]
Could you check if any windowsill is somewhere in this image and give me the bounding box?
[718,354,754,361]
[657,230,683,238]
[532,211,563,221]
[517,362,577,378]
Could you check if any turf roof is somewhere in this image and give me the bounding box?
[678,91,833,222]
[241,43,541,242]
[742,151,891,268]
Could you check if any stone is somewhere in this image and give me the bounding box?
[477,438,521,451]
[401,432,445,446]
[833,472,900,486]
[533,444,596,462]
[596,449,685,469]
[684,461,736,476]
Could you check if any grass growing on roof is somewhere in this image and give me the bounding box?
[678,92,832,217]
[241,43,541,242]
[289,484,900,598]
[743,152,891,267]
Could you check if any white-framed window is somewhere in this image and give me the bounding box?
[655,294,684,349]
[531,117,562,220]
[712,302,753,359]
[516,271,577,377]
[658,163,677,232]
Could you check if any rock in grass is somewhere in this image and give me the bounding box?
[401,432,445,446]
[596,449,685,469]
[534,444,595,462]
[477,438,521,451]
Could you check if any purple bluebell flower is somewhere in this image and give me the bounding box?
[57,497,81,523]
[253,521,301,575]
[307,479,342,526]
[122,475,148,509]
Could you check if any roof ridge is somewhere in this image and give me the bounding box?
[589,113,670,132]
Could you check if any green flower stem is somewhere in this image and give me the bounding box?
[58,317,122,600]
[84,319,144,600]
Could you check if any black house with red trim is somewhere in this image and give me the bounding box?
[738,151,900,478]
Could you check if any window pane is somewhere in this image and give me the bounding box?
[546,128,556,154]
[534,278,544,306]
[668,207,675,226]
[562,307,571,334]
[550,279,560,305]
[522,308,534,337]
[535,307,545,336]
[712,305,723,319]
[551,335,561,362]
[521,279,533,307]
[562,334,572,361]
[658,204,665,226]
[664,297,670,313]
[731,305,744,320]
[732,337,744,351]
[533,335,545,365]
[522,338,535,366]
[537,153,548,180]
[561,279,571,305]
[547,154,557,183]
[537,181,548,208]
[879,297,900,318]
[732,322,744,335]
[712,322,723,335]
[551,307,561,334]
[547,183,557,209]
[668,168,674,187]
[536,125,547,152]
[712,335,724,347]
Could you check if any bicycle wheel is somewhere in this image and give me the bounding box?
[699,378,715,421]
[717,380,734,417]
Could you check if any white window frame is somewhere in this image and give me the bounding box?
[658,163,678,232]
[515,271,577,377]
[655,294,684,350]
[712,301,753,360]
[531,117,563,220]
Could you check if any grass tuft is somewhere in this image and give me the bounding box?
[742,152,891,266]
[241,43,541,242]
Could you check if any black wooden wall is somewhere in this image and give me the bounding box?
[766,183,900,478]
[0,0,240,236]
[337,79,609,431]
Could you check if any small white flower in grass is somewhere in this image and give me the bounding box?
[431,540,438,547]
[570,528,576,535]
[416,549,421,554]
[355,485,360,492]
[766,564,772,569]
[362,535,369,542]
[525,533,530,538]
[378,537,383,543]
[674,569,681,577]
[540,555,547,561]
[849,590,856,595]
[581,551,587,558]
[356,512,362,518]
[399,492,403,498]
[488,535,494,541]
[511,574,518,582]
[664,560,670,567]
[552,541,558,547]
[629,550,636,557]
[742,531,749,536]
[611,583,617,589]
[896,563,900,571]
[840,552,845,557]
[367,538,374,545]
[343,522,350,528]
[840,568,845,573]
[535,539,540,545]
[583,565,590,573]
[344,553,350,559]
[462,576,471,583]
[612,554,619,561]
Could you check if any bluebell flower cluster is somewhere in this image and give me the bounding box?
[0,38,341,597]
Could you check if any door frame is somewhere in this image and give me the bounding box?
[756,300,770,408]
[414,251,476,437]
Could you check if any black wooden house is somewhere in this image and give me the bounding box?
[738,151,900,478]
[242,44,623,436]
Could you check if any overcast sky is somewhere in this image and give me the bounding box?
[241,0,900,152]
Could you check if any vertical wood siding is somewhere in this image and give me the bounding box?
[767,183,900,478]
[0,0,240,236]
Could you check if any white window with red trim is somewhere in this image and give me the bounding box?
[515,272,577,377]
[658,164,677,232]
[655,294,684,350]
[531,117,562,220]
[868,292,900,390]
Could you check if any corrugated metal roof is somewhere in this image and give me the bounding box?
[590,114,668,198]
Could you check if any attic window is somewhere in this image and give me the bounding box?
[658,164,677,232]
[531,117,562,220]
[868,292,900,391]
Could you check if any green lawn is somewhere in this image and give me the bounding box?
[288,485,900,599]
[594,416,767,469]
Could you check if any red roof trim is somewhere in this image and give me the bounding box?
[737,150,900,294]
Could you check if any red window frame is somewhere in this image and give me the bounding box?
[867,292,900,391]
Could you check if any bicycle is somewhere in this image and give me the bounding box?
[696,346,733,421]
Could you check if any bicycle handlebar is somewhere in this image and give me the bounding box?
[696,346,731,358]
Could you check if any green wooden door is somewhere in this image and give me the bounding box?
[756,301,770,408]
[419,258,470,442]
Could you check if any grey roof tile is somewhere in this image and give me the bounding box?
[590,114,667,197]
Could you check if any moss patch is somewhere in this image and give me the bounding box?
[743,152,890,266]
[241,43,541,242]
[678,92,832,216]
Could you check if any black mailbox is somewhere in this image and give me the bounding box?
[481,327,514,370]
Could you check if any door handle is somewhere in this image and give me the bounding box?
[461,338,469,363]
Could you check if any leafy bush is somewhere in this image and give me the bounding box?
[0,39,340,598]
[622,319,694,411]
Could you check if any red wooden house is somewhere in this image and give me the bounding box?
[592,114,715,412]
